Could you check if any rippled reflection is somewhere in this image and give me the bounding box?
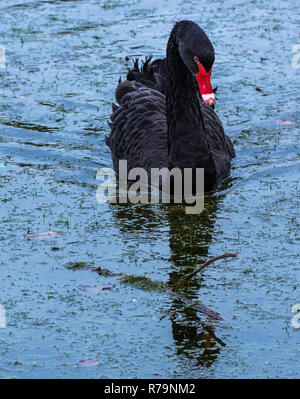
[111,190,227,368]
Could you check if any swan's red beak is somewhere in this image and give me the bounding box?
[195,63,215,107]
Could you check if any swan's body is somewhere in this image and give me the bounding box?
[106,21,235,192]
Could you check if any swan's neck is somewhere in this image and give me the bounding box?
[166,32,210,174]
[166,34,203,139]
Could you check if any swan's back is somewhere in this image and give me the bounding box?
[106,80,168,175]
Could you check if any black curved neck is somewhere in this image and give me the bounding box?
[166,26,203,140]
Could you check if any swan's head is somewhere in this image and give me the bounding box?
[177,21,216,107]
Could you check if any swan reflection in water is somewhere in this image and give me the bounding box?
[109,189,229,368]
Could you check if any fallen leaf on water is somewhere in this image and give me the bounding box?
[78,359,99,368]
[276,120,295,126]
[35,203,56,209]
[25,231,63,240]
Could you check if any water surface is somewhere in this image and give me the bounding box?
[0,0,299,378]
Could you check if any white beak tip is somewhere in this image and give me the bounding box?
[202,93,216,105]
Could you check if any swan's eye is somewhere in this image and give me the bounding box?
[194,56,199,63]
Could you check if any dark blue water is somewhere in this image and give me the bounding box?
[0,0,299,378]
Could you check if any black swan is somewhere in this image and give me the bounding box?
[106,20,235,193]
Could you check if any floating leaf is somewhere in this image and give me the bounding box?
[276,120,295,126]
[26,231,63,240]
[78,359,99,368]
[35,203,56,209]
